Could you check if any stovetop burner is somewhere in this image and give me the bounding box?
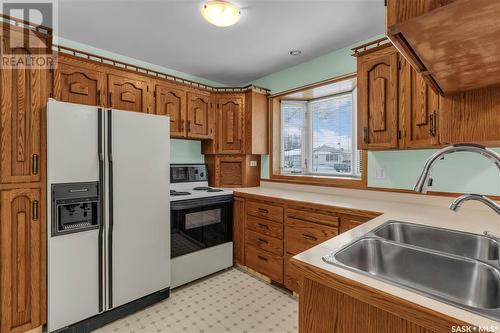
[193,186,224,193]
[170,190,191,196]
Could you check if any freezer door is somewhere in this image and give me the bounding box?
[108,110,170,308]
[47,99,100,183]
[47,99,103,331]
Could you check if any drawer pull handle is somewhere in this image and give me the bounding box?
[257,208,269,214]
[302,234,317,241]
[257,223,269,229]
[257,238,268,244]
[257,255,268,262]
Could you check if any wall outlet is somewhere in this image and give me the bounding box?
[375,166,386,179]
[250,160,258,167]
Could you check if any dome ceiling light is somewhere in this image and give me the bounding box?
[202,1,241,27]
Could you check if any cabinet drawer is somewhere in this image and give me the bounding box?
[284,254,301,294]
[246,230,283,256]
[287,207,339,227]
[340,218,365,234]
[286,218,338,255]
[245,245,283,283]
[246,199,284,223]
[246,215,283,239]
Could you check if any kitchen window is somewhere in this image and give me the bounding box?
[269,74,365,188]
[280,88,361,178]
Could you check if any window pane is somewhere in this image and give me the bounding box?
[281,102,305,173]
[310,94,358,176]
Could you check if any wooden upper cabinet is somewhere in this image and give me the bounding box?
[217,95,244,153]
[399,56,440,148]
[186,91,213,139]
[387,0,500,95]
[0,34,45,184]
[155,83,187,137]
[357,46,399,150]
[1,188,42,333]
[107,72,150,113]
[54,56,104,106]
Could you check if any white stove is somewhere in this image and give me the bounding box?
[170,181,233,202]
[169,164,233,288]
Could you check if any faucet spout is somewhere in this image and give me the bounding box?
[413,143,500,193]
[449,194,500,215]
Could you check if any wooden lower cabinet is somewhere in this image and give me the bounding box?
[1,187,43,333]
[285,218,338,255]
[284,254,301,293]
[233,197,245,265]
[245,245,283,283]
[235,194,381,293]
[295,266,468,333]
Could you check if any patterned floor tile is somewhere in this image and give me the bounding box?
[94,268,298,333]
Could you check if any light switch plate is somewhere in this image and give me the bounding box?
[375,166,386,179]
[250,160,258,167]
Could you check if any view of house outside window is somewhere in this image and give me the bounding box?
[280,85,361,178]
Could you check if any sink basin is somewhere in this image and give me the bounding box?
[323,221,500,321]
[374,221,499,260]
[333,238,500,309]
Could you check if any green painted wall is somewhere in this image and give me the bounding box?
[170,139,205,164]
[58,38,216,166]
[251,36,500,196]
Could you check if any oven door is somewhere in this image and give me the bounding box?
[171,195,232,258]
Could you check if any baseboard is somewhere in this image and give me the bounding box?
[51,288,170,333]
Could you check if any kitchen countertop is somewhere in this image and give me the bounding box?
[234,181,500,328]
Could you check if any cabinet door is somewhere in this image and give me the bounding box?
[155,84,186,137]
[399,57,440,148]
[0,188,41,333]
[0,36,44,184]
[218,96,244,153]
[54,59,104,106]
[233,197,245,265]
[107,73,149,113]
[357,46,399,150]
[187,91,212,139]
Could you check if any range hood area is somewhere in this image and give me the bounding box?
[386,0,500,95]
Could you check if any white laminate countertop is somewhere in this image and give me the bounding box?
[234,181,500,328]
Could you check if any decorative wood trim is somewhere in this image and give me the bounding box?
[54,45,270,94]
[351,37,391,57]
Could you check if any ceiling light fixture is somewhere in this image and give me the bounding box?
[202,1,241,27]
[289,50,302,56]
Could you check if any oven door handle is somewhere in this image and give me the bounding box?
[170,195,233,210]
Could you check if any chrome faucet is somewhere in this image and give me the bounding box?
[413,143,500,216]
[449,194,500,215]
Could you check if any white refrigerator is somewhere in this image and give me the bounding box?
[46,99,170,332]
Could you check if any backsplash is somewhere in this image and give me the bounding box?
[171,139,204,164]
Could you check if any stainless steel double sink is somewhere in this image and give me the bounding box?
[323,221,500,321]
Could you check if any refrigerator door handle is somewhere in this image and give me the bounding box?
[98,108,105,312]
[107,109,114,309]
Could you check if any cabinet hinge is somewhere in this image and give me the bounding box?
[397,130,402,140]
[397,60,402,71]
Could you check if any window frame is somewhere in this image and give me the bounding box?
[269,73,367,189]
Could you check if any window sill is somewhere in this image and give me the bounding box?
[267,173,366,189]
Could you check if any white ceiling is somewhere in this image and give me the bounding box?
[58,0,385,86]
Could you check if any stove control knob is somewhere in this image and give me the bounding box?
[200,172,205,178]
